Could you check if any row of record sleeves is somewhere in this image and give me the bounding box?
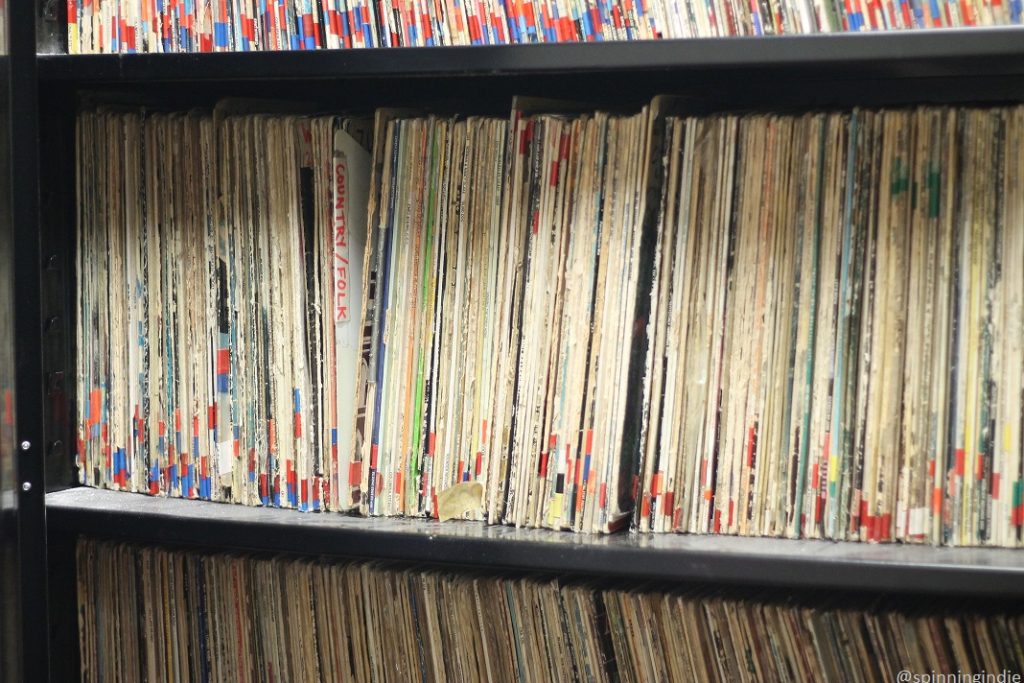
[79,538,1024,682]
[67,0,1024,53]
[77,97,1024,545]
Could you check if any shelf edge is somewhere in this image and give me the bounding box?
[46,487,1024,599]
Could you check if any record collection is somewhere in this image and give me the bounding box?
[77,537,1024,682]
[77,108,372,512]
[635,106,1024,547]
[77,100,1024,546]
[66,0,1024,54]
[359,105,650,531]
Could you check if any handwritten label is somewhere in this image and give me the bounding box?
[333,158,350,322]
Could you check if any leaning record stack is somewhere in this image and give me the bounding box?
[635,105,1024,547]
[76,108,371,512]
[357,104,653,532]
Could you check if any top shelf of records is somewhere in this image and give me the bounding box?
[37,28,1024,84]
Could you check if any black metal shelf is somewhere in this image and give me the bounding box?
[37,28,1024,84]
[35,32,1024,669]
[47,487,1024,598]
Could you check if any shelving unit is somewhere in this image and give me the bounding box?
[25,16,1024,682]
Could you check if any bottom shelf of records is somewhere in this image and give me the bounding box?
[75,536,1024,682]
[48,487,1024,598]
